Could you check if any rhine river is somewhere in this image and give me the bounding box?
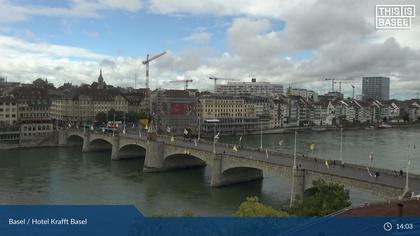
[1,127,419,216]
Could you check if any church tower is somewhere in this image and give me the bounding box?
[97,69,106,89]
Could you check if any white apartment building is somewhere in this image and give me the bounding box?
[216,79,283,96]
[289,88,319,102]
[0,96,17,126]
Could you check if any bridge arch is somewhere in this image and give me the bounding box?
[118,144,146,159]
[86,138,113,152]
[163,153,207,170]
[219,166,264,186]
[119,142,147,151]
[67,134,84,145]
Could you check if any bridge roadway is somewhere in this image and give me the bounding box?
[59,129,420,206]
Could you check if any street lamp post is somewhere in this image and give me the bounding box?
[260,121,263,150]
[405,145,414,193]
[405,159,410,193]
[213,123,216,154]
[123,112,126,135]
[293,129,297,169]
[339,127,343,164]
[205,119,219,154]
[198,114,201,141]
[112,113,116,136]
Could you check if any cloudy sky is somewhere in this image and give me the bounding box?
[0,0,419,99]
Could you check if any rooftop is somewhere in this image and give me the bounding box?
[335,199,420,216]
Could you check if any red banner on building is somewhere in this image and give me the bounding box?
[170,103,190,115]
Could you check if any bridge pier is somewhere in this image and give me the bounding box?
[111,135,120,161]
[57,130,68,146]
[290,168,305,207]
[81,132,91,152]
[210,154,223,186]
[143,141,165,172]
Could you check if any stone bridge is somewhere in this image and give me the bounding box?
[58,130,420,206]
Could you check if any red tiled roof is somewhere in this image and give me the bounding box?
[336,199,420,216]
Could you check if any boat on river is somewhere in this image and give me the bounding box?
[378,123,392,129]
[311,127,327,132]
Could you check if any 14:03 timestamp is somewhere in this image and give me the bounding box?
[396,223,414,230]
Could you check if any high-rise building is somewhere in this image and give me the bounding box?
[362,77,390,101]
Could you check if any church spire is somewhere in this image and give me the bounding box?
[97,68,106,89]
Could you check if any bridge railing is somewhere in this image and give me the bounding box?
[65,130,420,180]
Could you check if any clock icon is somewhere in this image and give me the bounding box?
[384,222,393,232]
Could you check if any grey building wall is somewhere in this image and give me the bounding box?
[362,77,390,101]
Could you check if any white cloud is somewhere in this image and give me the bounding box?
[148,0,306,18]
[0,35,107,60]
[183,32,212,44]
[1,0,420,99]
[85,31,100,38]
[0,0,143,24]
[226,18,282,63]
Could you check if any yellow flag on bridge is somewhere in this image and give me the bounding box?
[310,144,315,151]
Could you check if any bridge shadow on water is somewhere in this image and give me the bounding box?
[67,135,83,146]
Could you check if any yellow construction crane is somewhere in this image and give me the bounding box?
[209,77,238,92]
[171,79,193,90]
[142,51,166,137]
[142,51,166,90]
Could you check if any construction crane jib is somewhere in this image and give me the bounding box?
[209,77,238,92]
[171,79,193,90]
[142,51,166,90]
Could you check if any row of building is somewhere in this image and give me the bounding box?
[0,72,413,141]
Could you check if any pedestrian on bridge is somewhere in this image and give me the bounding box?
[369,152,374,166]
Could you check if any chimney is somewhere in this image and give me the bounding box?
[397,203,404,217]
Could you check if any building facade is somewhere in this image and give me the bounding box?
[50,88,128,126]
[0,96,17,126]
[11,87,54,141]
[198,94,271,135]
[362,77,390,101]
[216,79,283,96]
[288,88,319,101]
[152,89,198,135]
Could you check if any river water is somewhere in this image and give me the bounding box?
[0,127,419,216]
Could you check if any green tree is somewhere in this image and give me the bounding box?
[151,210,195,217]
[234,197,288,217]
[288,179,351,216]
[33,78,55,89]
[126,112,141,123]
[95,112,107,124]
[400,111,410,122]
[108,109,124,121]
